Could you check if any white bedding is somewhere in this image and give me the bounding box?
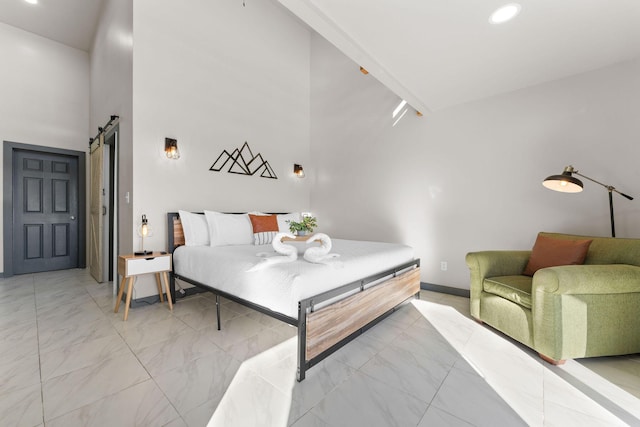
[173,239,415,318]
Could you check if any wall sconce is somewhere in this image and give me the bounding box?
[165,138,180,159]
[294,164,305,178]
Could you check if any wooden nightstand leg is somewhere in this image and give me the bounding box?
[114,276,127,313]
[155,273,164,302]
[162,271,173,311]
[124,277,134,321]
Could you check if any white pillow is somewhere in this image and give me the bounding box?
[277,212,302,233]
[204,211,253,246]
[178,211,209,246]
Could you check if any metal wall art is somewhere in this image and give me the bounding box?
[210,141,277,179]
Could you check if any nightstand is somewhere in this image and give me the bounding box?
[115,252,173,320]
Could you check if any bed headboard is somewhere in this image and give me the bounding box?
[167,211,287,253]
[167,212,189,253]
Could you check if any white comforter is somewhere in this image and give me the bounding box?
[173,239,415,318]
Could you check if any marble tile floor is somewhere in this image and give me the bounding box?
[0,269,639,426]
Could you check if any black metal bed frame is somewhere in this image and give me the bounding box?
[166,212,420,381]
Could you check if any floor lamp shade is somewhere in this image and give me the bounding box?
[542,166,583,193]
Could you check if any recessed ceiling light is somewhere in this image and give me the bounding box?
[24,0,38,4]
[489,3,521,24]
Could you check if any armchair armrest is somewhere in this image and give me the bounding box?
[533,264,640,295]
[533,264,640,360]
[466,250,531,318]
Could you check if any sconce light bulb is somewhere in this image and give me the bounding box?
[165,138,180,159]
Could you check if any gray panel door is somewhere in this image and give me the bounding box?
[12,150,79,274]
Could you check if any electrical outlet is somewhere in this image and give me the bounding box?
[440,261,448,271]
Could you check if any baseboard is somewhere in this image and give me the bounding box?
[126,285,207,308]
[178,286,208,297]
[128,293,166,308]
[420,282,470,298]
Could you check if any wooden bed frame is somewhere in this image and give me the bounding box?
[166,212,421,381]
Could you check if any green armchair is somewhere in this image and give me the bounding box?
[466,232,640,364]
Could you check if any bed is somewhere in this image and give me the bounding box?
[167,212,421,381]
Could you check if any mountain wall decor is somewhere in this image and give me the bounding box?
[209,141,278,179]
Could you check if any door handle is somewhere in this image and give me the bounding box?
[70,216,76,220]
[102,206,107,216]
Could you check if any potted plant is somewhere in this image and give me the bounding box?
[287,216,318,236]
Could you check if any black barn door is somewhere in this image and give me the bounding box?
[12,149,79,274]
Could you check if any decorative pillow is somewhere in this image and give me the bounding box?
[249,214,279,245]
[178,210,209,246]
[277,212,302,233]
[204,211,253,246]
[523,235,593,276]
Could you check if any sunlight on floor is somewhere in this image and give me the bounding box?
[411,299,639,426]
[207,297,640,426]
[554,359,640,423]
[208,338,298,426]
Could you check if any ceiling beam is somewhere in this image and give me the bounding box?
[278,0,430,115]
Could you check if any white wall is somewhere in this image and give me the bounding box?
[310,34,640,289]
[0,23,89,273]
[90,0,134,256]
[130,0,311,298]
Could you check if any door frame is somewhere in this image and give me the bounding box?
[104,124,118,283]
[3,141,86,277]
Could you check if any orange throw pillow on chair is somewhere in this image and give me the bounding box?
[523,235,593,276]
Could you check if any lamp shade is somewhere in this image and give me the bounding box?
[135,214,153,255]
[542,167,583,193]
[140,215,149,237]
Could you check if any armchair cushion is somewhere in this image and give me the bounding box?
[484,275,533,309]
[522,234,592,276]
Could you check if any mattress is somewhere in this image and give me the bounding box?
[173,239,415,318]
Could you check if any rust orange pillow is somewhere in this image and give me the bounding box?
[249,214,279,245]
[523,235,593,276]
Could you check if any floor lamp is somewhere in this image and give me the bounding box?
[542,166,634,237]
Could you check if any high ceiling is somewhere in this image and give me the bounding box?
[2,0,640,112]
[0,0,104,51]
[279,0,640,112]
